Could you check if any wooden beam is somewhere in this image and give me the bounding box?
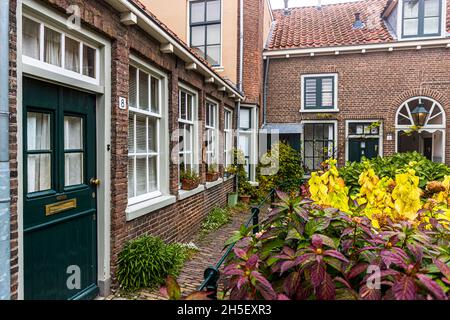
[205,77,215,84]
[120,12,137,25]
[218,86,226,92]
[185,62,197,70]
[160,43,174,54]
[228,93,236,98]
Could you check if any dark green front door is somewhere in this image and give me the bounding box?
[23,78,98,300]
[349,138,379,162]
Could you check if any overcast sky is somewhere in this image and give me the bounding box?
[270,0,361,9]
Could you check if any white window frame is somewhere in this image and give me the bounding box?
[205,99,219,168]
[239,105,258,182]
[345,120,383,162]
[395,96,446,163]
[178,83,200,185]
[127,61,167,206]
[397,0,447,41]
[224,108,233,168]
[21,13,100,86]
[301,120,338,174]
[300,73,339,113]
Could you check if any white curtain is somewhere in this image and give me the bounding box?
[65,37,80,73]
[44,27,61,66]
[22,17,40,59]
[27,113,51,193]
[64,117,83,186]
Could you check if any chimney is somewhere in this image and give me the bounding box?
[283,0,290,15]
[352,12,365,29]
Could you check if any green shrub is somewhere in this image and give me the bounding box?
[117,236,189,291]
[200,207,231,238]
[257,142,304,196]
[340,151,450,196]
[228,149,256,198]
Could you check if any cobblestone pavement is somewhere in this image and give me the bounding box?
[106,205,266,300]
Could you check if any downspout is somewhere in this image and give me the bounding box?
[236,0,244,192]
[262,57,270,126]
[0,0,11,300]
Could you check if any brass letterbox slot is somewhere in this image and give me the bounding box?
[45,199,77,216]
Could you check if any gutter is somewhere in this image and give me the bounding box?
[0,0,11,300]
[264,38,450,58]
[262,57,270,126]
[106,0,244,100]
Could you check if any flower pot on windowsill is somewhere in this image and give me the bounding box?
[206,172,220,182]
[181,179,200,191]
[239,195,251,204]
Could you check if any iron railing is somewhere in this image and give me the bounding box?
[197,187,280,298]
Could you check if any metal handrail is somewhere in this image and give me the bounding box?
[197,186,280,297]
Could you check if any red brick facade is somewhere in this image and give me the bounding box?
[8,0,238,298]
[266,48,450,166]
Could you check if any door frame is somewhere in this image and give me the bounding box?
[345,120,383,162]
[16,0,112,299]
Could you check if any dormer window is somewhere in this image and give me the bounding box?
[402,0,442,38]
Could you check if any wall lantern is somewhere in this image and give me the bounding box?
[411,100,429,127]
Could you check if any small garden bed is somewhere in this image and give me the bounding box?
[222,152,450,300]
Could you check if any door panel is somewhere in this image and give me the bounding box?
[349,138,379,162]
[23,77,98,300]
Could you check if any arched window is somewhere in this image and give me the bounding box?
[395,97,446,163]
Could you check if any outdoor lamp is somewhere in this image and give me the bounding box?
[411,101,429,127]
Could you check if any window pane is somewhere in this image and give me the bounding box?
[322,78,333,92]
[148,117,157,153]
[180,92,186,119]
[44,27,61,66]
[64,116,83,150]
[82,45,96,78]
[65,152,83,186]
[304,78,317,108]
[206,103,210,126]
[304,124,313,139]
[139,70,149,111]
[206,45,220,65]
[403,18,419,36]
[190,1,205,23]
[187,94,193,121]
[128,157,134,198]
[185,124,192,152]
[22,17,40,59]
[129,66,137,108]
[305,93,316,108]
[424,0,440,16]
[424,17,439,34]
[206,0,221,21]
[240,108,251,129]
[314,123,324,139]
[27,112,50,151]
[191,26,205,46]
[404,0,419,18]
[136,114,147,153]
[148,156,157,192]
[322,92,333,107]
[135,156,147,196]
[150,77,159,113]
[65,37,80,73]
[128,114,135,153]
[207,24,221,45]
[27,154,51,193]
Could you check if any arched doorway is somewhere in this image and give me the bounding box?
[396,97,446,163]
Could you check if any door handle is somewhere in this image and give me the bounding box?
[90,178,101,187]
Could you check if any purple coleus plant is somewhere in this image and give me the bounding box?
[222,191,450,300]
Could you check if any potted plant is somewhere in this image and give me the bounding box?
[180,168,200,191]
[238,181,253,204]
[206,163,220,182]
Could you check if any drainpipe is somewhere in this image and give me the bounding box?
[236,0,244,192]
[0,0,11,300]
[262,57,270,126]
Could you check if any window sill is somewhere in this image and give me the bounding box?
[223,174,235,182]
[205,178,223,189]
[126,195,176,221]
[300,109,339,113]
[178,184,205,200]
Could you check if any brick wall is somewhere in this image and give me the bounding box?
[242,0,265,106]
[9,0,238,297]
[266,49,450,166]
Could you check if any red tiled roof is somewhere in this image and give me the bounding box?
[268,0,450,50]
